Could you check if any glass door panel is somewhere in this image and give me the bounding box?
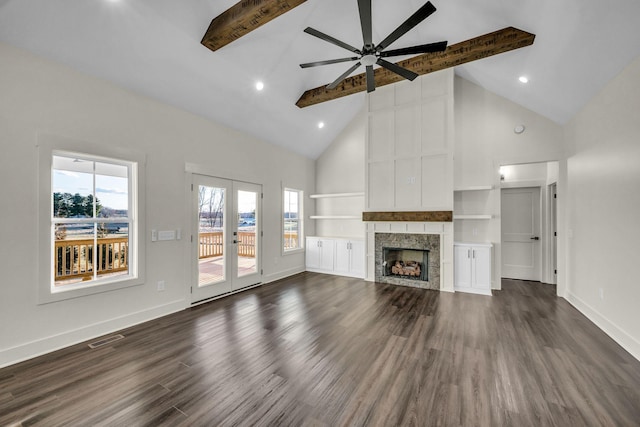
[192,175,232,303]
[232,182,261,290]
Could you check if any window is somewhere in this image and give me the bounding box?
[37,135,145,304]
[51,153,137,290]
[283,188,303,252]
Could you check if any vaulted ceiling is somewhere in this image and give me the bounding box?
[1,0,640,158]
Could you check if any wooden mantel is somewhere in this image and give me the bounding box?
[363,211,453,222]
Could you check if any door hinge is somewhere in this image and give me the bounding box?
[190,286,193,294]
[554,232,557,237]
[554,193,557,199]
[554,269,557,275]
[261,193,264,199]
[191,183,194,191]
[261,230,263,237]
[191,235,193,242]
[261,269,263,275]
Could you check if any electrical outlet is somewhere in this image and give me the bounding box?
[157,280,165,291]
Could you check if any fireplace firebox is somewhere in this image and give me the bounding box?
[382,247,429,281]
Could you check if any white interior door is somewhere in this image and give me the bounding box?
[192,175,261,304]
[501,187,541,281]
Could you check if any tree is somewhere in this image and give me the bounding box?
[53,192,102,218]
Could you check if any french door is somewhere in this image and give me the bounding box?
[191,174,262,304]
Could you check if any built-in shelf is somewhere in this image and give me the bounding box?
[453,214,493,220]
[454,186,493,192]
[309,192,365,199]
[309,215,361,220]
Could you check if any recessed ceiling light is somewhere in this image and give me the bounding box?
[318,122,325,129]
[519,76,529,84]
[255,81,264,91]
[514,124,526,134]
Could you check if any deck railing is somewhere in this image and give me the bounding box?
[54,237,128,283]
[199,231,299,258]
[55,231,300,282]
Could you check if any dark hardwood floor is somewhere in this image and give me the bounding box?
[2,273,640,426]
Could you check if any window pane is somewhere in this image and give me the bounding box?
[96,223,130,282]
[96,174,129,218]
[284,189,302,251]
[53,222,130,287]
[52,169,94,219]
[54,223,95,286]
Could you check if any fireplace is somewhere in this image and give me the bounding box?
[375,232,440,290]
[383,247,429,281]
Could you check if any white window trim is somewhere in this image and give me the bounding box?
[282,187,304,255]
[37,133,146,304]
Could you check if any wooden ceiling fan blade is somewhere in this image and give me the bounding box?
[380,41,448,57]
[304,27,362,55]
[357,0,373,48]
[300,57,360,68]
[296,27,536,108]
[376,1,437,52]
[327,62,363,90]
[366,65,375,92]
[376,59,418,81]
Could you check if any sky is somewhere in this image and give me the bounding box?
[53,170,128,211]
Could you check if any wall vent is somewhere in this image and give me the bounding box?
[88,334,125,349]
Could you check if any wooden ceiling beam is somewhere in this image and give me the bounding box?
[202,0,307,52]
[296,27,535,108]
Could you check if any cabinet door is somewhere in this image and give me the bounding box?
[334,240,351,275]
[472,246,491,290]
[349,240,365,278]
[319,239,335,271]
[454,245,472,288]
[306,237,321,269]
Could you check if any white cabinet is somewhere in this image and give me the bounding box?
[334,239,365,278]
[306,237,364,279]
[306,237,335,272]
[454,242,492,296]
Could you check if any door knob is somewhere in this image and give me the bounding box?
[530,236,540,240]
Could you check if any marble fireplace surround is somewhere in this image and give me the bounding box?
[375,233,440,290]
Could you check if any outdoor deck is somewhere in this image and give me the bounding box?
[198,256,257,286]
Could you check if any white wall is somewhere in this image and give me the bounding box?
[564,55,640,360]
[454,77,565,289]
[0,42,315,367]
[367,71,454,212]
[314,109,366,238]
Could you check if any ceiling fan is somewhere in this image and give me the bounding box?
[300,0,447,93]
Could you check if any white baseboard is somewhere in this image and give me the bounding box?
[565,292,640,362]
[0,299,187,369]
[263,266,306,284]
